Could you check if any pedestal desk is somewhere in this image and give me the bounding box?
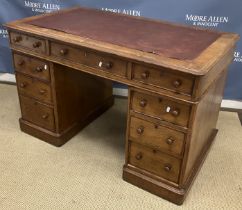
[6,7,239,205]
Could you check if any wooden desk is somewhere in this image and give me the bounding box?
[6,7,239,205]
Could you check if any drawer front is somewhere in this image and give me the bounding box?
[10,32,46,54]
[19,95,55,131]
[13,53,50,81]
[131,91,191,127]
[132,64,194,95]
[129,116,185,156]
[16,73,52,104]
[50,42,127,77]
[129,142,181,183]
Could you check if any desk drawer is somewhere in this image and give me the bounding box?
[16,73,52,104]
[129,116,185,156]
[129,142,181,183]
[13,53,50,81]
[50,42,127,77]
[131,90,191,127]
[10,32,46,54]
[20,95,55,131]
[132,64,194,95]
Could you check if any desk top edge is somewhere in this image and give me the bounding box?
[5,7,239,76]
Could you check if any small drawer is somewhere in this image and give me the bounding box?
[129,142,181,183]
[13,53,50,81]
[10,32,46,54]
[50,42,127,78]
[132,64,194,95]
[131,90,191,127]
[16,73,52,104]
[129,116,185,156]
[19,95,55,131]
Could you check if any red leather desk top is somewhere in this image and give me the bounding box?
[27,7,221,60]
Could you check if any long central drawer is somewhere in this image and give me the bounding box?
[50,41,127,78]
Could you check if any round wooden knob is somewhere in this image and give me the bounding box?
[39,89,46,95]
[173,80,182,88]
[60,49,68,55]
[171,109,180,117]
[33,41,41,48]
[13,36,22,43]
[135,152,143,160]
[20,82,26,88]
[35,66,43,72]
[17,60,25,66]
[141,71,149,79]
[136,126,144,135]
[42,114,49,119]
[139,99,147,107]
[104,62,113,69]
[152,149,157,153]
[164,164,172,172]
[99,61,113,69]
[166,137,174,145]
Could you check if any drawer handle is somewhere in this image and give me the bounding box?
[136,126,144,135]
[42,114,49,119]
[33,41,42,48]
[166,137,175,145]
[164,164,172,172]
[135,152,143,160]
[173,79,182,88]
[171,109,180,117]
[60,49,68,55]
[141,71,149,79]
[139,99,147,107]
[39,89,46,95]
[17,60,25,66]
[35,66,43,72]
[13,36,22,43]
[20,82,27,88]
[98,61,113,69]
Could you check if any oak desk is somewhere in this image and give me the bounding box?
[6,7,239,205]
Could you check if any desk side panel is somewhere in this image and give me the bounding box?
[181,69,227,185]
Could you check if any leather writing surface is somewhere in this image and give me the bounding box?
[27,7,221,60]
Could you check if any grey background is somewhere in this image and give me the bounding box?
[0,0,241,99]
